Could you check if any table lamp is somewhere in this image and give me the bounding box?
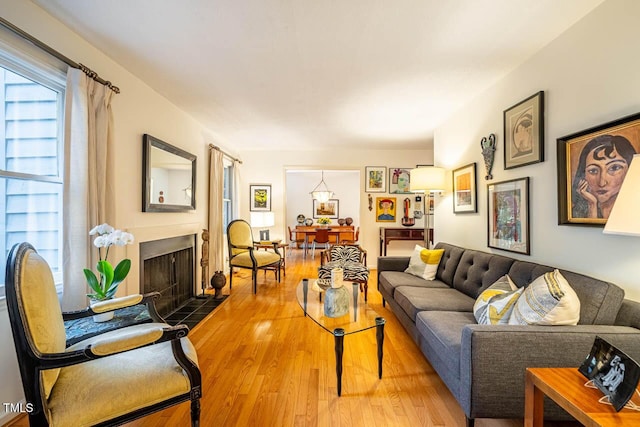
[250,211,275,241]
[604,154,640,236]
[410,166,446,248]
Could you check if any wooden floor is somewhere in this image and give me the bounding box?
[7,248,579,427]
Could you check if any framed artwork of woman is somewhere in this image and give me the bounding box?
[557,112,640,226]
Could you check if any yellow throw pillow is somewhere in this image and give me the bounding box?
[508,269,581,325]
[404,245,444,280]
[474,275,521,325]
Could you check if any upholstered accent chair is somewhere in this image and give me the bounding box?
[227,219,282,294]
[5,242,202,427]
[318,245,370,301]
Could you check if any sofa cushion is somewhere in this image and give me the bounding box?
[378,271,449,299]
[395,286,476,321]
[416,311,476,380]
[452,250,515,299]
[508,261,624,325]
[509,269,580,325]
[434,242,465,284]
[405,245,444,280]
[473,275,522,325]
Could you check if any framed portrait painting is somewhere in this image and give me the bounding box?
[452,163,477,213]
[504,91,544,170]
[376,197,397,222]
[249,184,271,211]
[487,177,530,255]
[389,168,412,194]
[557,112,640,226]
[313,199,339,219]
[365,166,386,192]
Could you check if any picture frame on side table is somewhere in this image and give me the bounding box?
[365,166,386,192]
[249,184,271,211]
[557,112,640,226]
[452,163,477,213]
[313,199,339,219]
[487,177,530,255]
[504,91,544,170]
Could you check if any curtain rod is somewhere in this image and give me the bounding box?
[0,17,120,94]
[209,144,242,164]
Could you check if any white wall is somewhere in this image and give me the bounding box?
[0,1,224,420]
[238,149,433,258]
[434,0,640,301]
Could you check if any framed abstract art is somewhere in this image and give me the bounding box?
[487,177,530,255]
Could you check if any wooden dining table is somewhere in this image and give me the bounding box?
[294,226,354,258]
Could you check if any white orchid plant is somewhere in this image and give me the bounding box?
[84,223,134,301]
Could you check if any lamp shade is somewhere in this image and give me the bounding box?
[410,167,446,193]
[604,154,640,236]
[250,211,275,228]
[310,171,334,202]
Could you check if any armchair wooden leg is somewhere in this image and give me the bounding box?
[191,398,200,427]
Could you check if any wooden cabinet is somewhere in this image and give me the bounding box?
[379,227,432,256]
[295,225,354,244]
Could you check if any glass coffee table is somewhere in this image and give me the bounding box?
[296,278,385,396]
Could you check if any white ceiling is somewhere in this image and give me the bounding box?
[32,0,604,152]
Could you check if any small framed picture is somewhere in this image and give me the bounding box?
[249,184,271,212]
[376,197,397,222]
[389,168,412,194]
[313,199,339,219]
[504,91,544,169]
[452,163,477,214]
[488,177,530,255]
[557,112,640,226]
[365,166,386,192]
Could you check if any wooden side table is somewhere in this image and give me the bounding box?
[525,367,640,427]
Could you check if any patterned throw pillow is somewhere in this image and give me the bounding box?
[404,245,444,280]
[508,269,581,326]
[474,275,521,325]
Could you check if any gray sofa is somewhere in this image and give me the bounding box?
[377,242,640,426]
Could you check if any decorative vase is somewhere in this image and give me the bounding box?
[324,284,349,318]
[338,218,346,226]
[345,217,353,226]
[304,218,313,226]
[210,271,226,299]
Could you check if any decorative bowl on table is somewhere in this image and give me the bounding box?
[297,214,306,224]
[304,218,313,226]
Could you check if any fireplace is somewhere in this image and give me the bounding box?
[139,234,196,318]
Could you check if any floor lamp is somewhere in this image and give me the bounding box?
[410,166,446,249]
[604,154,640,237]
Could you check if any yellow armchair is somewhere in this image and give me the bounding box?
[226,219,281,294]
[5,242,202,427]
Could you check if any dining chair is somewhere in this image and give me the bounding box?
[340,226,360,245]
[288,226,305,249]
[5,242,202,427]
[311,228,331,258]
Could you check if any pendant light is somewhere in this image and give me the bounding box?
[310,170,334,202]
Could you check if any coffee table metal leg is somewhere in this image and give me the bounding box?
[376,317,385,379]
[333,328,345,396]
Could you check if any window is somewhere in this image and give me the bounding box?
[0,50,66,297]
[222,160,234,230]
